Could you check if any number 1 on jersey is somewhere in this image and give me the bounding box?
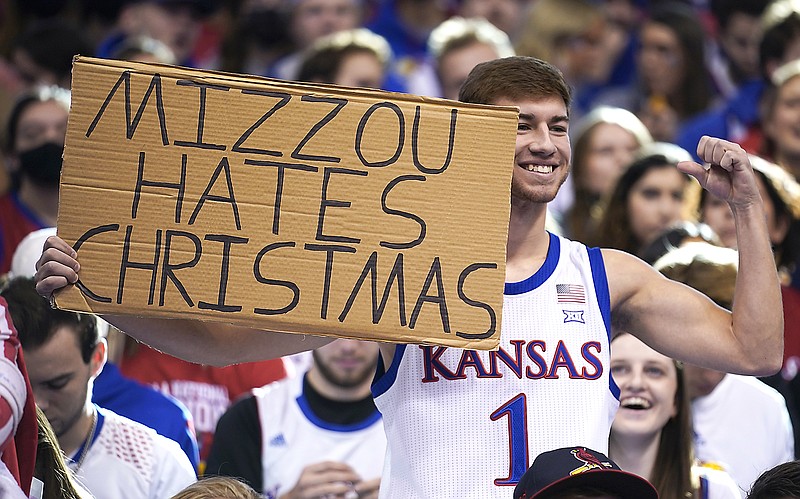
[490,393,529,486]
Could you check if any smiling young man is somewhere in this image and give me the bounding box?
[35,56,784,498]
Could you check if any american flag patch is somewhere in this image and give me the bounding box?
[556,284,585,303]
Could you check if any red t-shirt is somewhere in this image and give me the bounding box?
[0,193,47,275]
[120,343,287,465]
[782,285,800,373]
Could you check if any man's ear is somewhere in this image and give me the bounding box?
[89,338,107,379]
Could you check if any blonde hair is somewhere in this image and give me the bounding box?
[169,477,262,499]
[514,0,603,63]
[653,241,738,310]
[428,16,515,61]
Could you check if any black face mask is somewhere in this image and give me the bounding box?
[18,142,63,188]
[244,9,291,49]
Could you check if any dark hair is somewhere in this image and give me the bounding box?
[299,45,378,84]
[12,19,92,85]
[638,221,721,265]
[747,461,800,499]
[4,86,70,154]
[594,154,691,254]
[643,2,715,119]
[297,29,389,86]
[650,358,694,498]
[698,167,800,272]
[458,56,572,110]
[760,12,800,78]
[1,277,98,363]
[711,0,769,30]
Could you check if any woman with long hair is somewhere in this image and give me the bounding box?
[609,332,741,498]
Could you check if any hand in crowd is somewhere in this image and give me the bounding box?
[353,477,380,499]
[280,461,374,499]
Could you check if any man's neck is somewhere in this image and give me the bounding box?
[302,374,377,426]
[58,403,95,456]
[306,367,373,402]
[505,199,550,282]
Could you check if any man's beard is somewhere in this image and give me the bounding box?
[312,351,378,388]
[510,172,566,204]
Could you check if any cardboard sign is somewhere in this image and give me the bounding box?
[55,56,517,350]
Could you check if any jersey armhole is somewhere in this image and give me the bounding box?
[588,247,619,400]
[371,344,406,398]
[587,247,611,339]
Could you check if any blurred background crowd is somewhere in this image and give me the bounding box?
[5,0,800,497]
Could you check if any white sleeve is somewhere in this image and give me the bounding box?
[149,436,197,498]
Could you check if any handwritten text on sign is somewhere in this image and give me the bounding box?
[56,57,517,350]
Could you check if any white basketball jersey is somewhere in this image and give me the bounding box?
[373,233,619,499]
[255,375,387,499]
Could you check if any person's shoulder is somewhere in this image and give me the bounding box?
[725,374,790,405]
[692,463,743,499]
[97,408,194,476]
[598,248,656,283]
[251,373,296,400]
[101,407,186,453]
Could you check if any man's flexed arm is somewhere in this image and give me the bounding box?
[680,136,783,372]
[608,136,783,375]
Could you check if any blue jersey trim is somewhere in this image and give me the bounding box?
[71,404,105,462]
[505,232,560,295]
[587,247,619,400]
[296,387,382,432]
[371,344,406,398]
[700,475,709,499]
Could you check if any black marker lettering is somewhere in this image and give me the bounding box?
[159,230,202,307]
[291,95,347,163]
[380,175,426,249]
[244,159,318,235]
[198,234,247,312]
[355,102,404,167]
[339,252,407,326]
[412,106,457,174]
[132,151,186,223]
[86,71,169,145]
[253,241,300,315]
[456,263,497,340]
[117,225,162,305]
[189,157,241,230]
[72,224,120,303]
[174,80,229,150]
[410,257,450,333]
[232,90,291,156]
[304,243,356,319]
[316,167,368,244]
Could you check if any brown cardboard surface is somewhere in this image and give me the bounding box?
[56,56,517,350]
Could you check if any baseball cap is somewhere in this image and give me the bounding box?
[514,447,659,499]
[9,227,57,279]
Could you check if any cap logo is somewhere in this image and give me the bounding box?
[569,448,613,475]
